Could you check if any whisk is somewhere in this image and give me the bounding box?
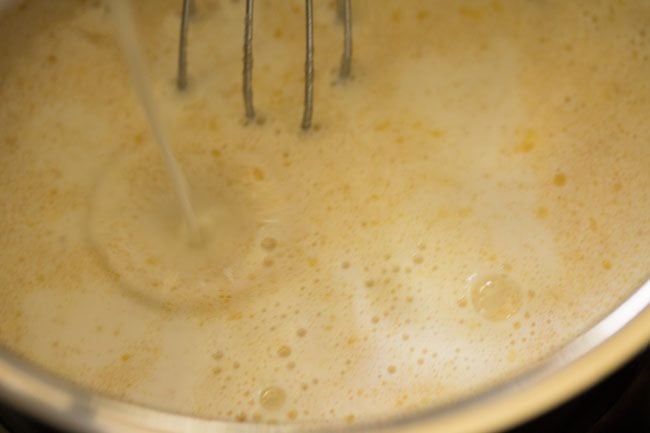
[176,0,353,130]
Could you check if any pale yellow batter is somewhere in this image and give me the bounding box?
[0,0,649,425]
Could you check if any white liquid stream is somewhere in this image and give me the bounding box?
[111,0,199,238]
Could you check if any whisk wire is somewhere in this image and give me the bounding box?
[301,0,314,130]
[177,0,192,90]
[339,0,352,79]
[243,0,256,120]
[177,0,352,129]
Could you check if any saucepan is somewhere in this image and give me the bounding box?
[0,1,648,432]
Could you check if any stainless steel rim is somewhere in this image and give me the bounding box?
[0,278,648,433]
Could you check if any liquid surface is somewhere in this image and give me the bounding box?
[0,0,649,425]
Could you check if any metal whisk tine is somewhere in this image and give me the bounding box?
[339,0,352,79]
[243,0,255,121]
[337,0,345,20]
[177,0,192,90]
[177,0,353,129]
[301,0,314,130]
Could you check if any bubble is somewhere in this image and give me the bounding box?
[470,274,523,321]
[387,365,397,374]
[260,237,277,251]
[277,345,292,357]
[260,386,286,411]
[252,167,265,181]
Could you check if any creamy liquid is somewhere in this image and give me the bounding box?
[0,0,649,425]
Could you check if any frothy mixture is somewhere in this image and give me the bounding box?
[0,0,649,425]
